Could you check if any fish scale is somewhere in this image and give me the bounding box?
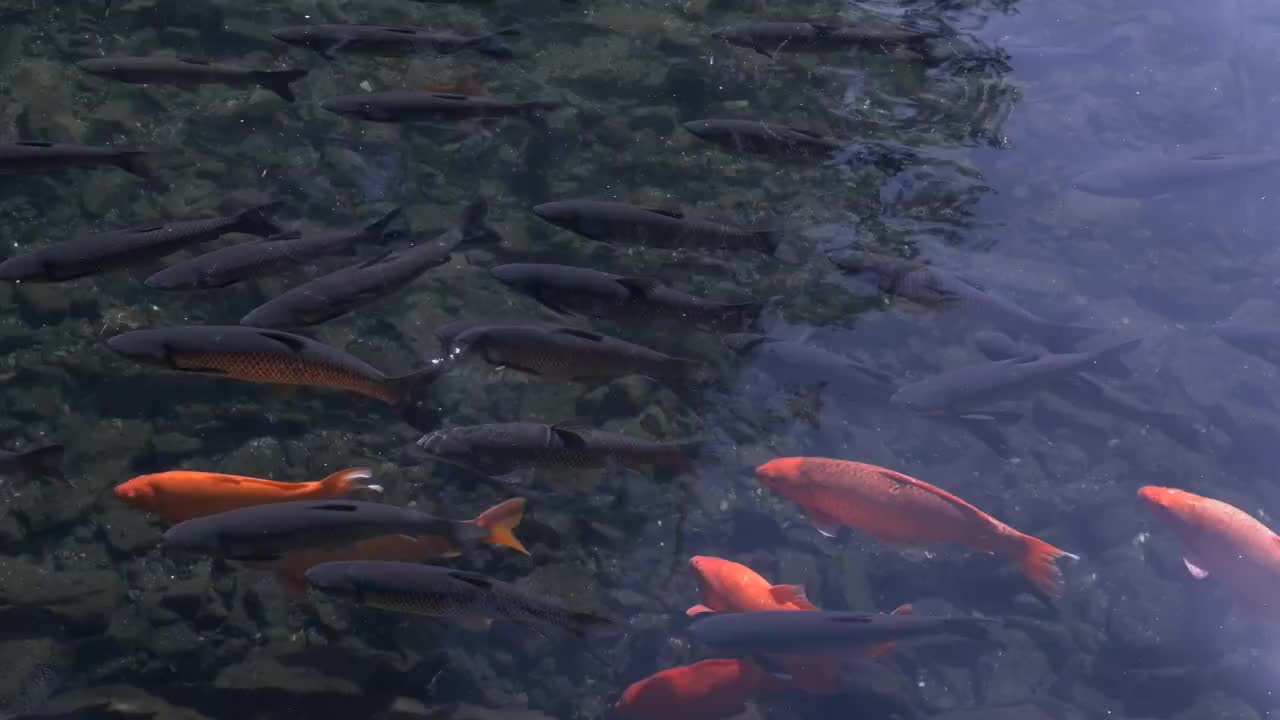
[172,351,395,403]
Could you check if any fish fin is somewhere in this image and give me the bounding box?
[531,290,577,318]
[459,197,502,245]
[552,327,606,342]
[462,30,517,59]
[385,364,448,405]
[234,202,285,237]
[956,409,1025,424]
[769,584,817,610]
[14,444,64,484]
[362,207,404,239]
[320,467,381,496]
[548,425,590,450]
[253,329,308,354]
[1183,556,1210,579]
[807,509,842,538]
[568,608,616,637]
[445,569,495,589]
[749,655,793,682]
[641,207,686,220]
[112,150,151,179]
[254,68,309,103]
[471,497,529,554]
[890,603,913,615]
[686,604,715,616]
[726,333,771,355]
[614,277,658,299]
[1016,533,1078,599]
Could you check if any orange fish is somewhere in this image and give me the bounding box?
[755,457,1077,598]
[262,497,529,595]
[614,658,785,720]
[686,555,817,616]
[114,467,380,525]
[1139,486,1280,616]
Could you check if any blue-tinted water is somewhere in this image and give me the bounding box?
[2,0,1280,719]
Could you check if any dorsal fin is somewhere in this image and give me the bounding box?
[255,329,309,354]
[553,327,606,342]
[614,277,657,298]
[548,425,589,450]
[641,207,685,220]
[870,466,991,522]
[447,570,494,589]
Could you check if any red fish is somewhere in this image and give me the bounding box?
[614,658,784,720]
[114,467,380,525]
[686,555,817,616]
[1139,485,1280,617]
[755,457,1077,598]
[685,555,909,692]
[262,497,529,595]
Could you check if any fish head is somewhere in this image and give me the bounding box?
[270,26,318,46]
[681,120,727,142]
[1137,486,1207,530]
[113,476,157,509]
[754,457,810,494]
[321,96,393,122]
[0,253,48,282]
[160,518,222,556]
[106,330,176,368]
[710,26,756,50]
[304,562,365,603]
[144,265,199,290]
[531,201,589,233]
[489,265,534,291]
[75,58,120,76]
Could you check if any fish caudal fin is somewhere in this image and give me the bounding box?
[319,467,382,496]
[459,197,502,245]
[16,444,65,483]
[113,150,151,178]
[1015,533,1078,599]
[769,584,818,610]
[686,604,714,616]
[255,68,309,103]
[234,202,284,237]
[385,364,448,405]
[471,497,529,554]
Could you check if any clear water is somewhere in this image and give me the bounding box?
[2,0,1279,718]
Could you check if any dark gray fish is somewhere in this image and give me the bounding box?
[723,333,896,403]
[272,24,519,60]
[306,561,613,637]
[891,336,1142,416]
[0,444,64,483]
[682,119,843,158]
[829,250,1098,350]
[438,319,716,383]
[163,500,486,561]
[77,57,309,102]
[321,91,559,123]
[0,141,148,176]
[972,330,1200,447]
[491,263,761,326]
[146,207,403,290]
[1213,315,1280,366]
[713,19,941,57]
[531,200,781,254]
[1071,152,1280,199]
[688,610,994,657]
[417,422,702,474]
[106,325,443,406]
[241,199,495,328]
[0,204,282,282]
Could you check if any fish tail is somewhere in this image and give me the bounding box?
[113,150,151,178]
[234,202,284,237]
[1013,533,1078,599]
[318,466,382,496]
[15,444,64,483]
[255,68,309,103]
[467,29,519,59]
[385,364,448,405]
[471,497,529,554]
[458,197,502,244]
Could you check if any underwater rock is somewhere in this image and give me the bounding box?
[0,636,70,718]
[0,558,124,632]
[34,684,213,720]
[99,500,160,555]
[14,283,73,324]
[1172,692,1260,720]
[214,650,362,695]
